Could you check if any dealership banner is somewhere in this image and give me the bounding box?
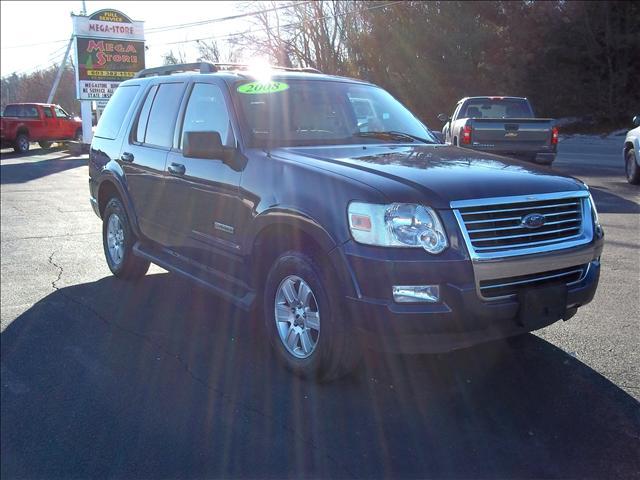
[72,10,145,100]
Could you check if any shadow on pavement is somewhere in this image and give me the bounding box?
[2,273,639,479]
[0,155,86,184]
[587,185,640,214]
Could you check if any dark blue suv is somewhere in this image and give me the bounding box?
[89,62,604,381]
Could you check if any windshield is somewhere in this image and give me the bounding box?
[461,98,534,119]
[233,79,439,147]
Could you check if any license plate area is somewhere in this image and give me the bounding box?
[517,283,568,329]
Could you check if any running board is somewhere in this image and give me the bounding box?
[133,242,255,311]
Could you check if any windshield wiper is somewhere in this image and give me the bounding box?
[353,131,434,144]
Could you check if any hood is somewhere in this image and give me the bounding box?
[277,144,585,208]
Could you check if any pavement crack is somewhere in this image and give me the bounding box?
[42,255,355,478]
[48,250,64,291]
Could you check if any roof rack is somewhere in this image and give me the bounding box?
[134,61,322,78]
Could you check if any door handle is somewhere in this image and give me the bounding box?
[168,162,186,175]
[121,152,134,162]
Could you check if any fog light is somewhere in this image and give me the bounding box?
[392,285,440,303]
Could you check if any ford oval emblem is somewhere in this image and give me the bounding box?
[521,213,546,229]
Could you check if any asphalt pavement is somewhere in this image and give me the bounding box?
[1,138,639,479]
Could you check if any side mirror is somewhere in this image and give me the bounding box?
[633,115,640,127]
[183,131,245,170]
[437,113,449,123]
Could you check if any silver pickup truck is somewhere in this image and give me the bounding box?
[439,97,558,165]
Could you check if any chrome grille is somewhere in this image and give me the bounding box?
[479,264,588,299]
[452,192,592,259]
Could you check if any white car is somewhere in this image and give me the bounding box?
[624,116,640,184]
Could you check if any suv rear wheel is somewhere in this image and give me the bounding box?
[263,251,360,382]
[102,197,150,279]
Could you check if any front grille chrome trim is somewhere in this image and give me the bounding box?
[450,190,590,209]
[469,217,579,234]
[461,201,580,216]
[478,263,591,301]
[451,191,593,261]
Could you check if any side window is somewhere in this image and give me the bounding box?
[43,108,53,118]
[54,106,69,118]
[95,85,141,140]
[134,84,158,143]
[24,106,38,118]
[3,105,18,116]
[180,83,233,149]
[144,82,185,148]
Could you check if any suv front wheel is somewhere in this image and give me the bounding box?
[102,197,150,279]
[626,148,640,184]
[263,251,360,382]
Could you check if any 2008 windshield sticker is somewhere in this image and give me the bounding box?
[237,81,289,94]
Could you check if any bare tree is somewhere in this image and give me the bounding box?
[162,48,187,65]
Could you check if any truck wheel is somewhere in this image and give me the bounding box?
[263,251,361,382]
[14,133,30,154]
[75,129,83,143]
[625,148,640,185]
[38,141,53,149]
[102,197,150,279]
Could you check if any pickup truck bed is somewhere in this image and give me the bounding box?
[466,117,556,160]
[441,97,558,165]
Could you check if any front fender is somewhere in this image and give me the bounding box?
[243,207,337,255]
[245,208,359,299]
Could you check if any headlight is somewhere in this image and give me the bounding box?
[348,202,448,254]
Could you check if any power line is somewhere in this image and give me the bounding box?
[145,1,313,34]
[1,38,69,50]
[154,1,404,47]
[2,1,313,49]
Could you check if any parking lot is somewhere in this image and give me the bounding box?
[1,137,639,478]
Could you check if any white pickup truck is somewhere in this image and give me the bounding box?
[439,96,558,165]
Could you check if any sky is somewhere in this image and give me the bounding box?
[0,0,265,76]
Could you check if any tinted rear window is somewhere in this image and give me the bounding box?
[2,105,38,118]
[3,105,19,117]
[95,85,141,140]
[462,98,533,119]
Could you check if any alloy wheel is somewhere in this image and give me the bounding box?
[274,275,321,359]
[106,213,125,266]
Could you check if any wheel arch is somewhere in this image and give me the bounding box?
[16,125,29,138]
[246,210,357,298]
[96,175,142,237]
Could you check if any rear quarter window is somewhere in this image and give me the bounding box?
[2,105,38,118]
[3,105,19,117]
[95,85,141,140]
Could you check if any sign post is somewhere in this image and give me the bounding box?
[71,9,144,145]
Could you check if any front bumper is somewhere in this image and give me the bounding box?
[340,235,603,354]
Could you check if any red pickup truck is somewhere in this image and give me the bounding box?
[1,103,82,154]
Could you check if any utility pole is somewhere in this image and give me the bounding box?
[46,36,74,104]
[79,0,92,145]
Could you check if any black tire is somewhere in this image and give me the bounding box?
[625,148,640,185]
[13,133,29,154]
[75,128,83,142]
[263,251,361,382]
[38,141,53,149]
[102,197,150,279]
